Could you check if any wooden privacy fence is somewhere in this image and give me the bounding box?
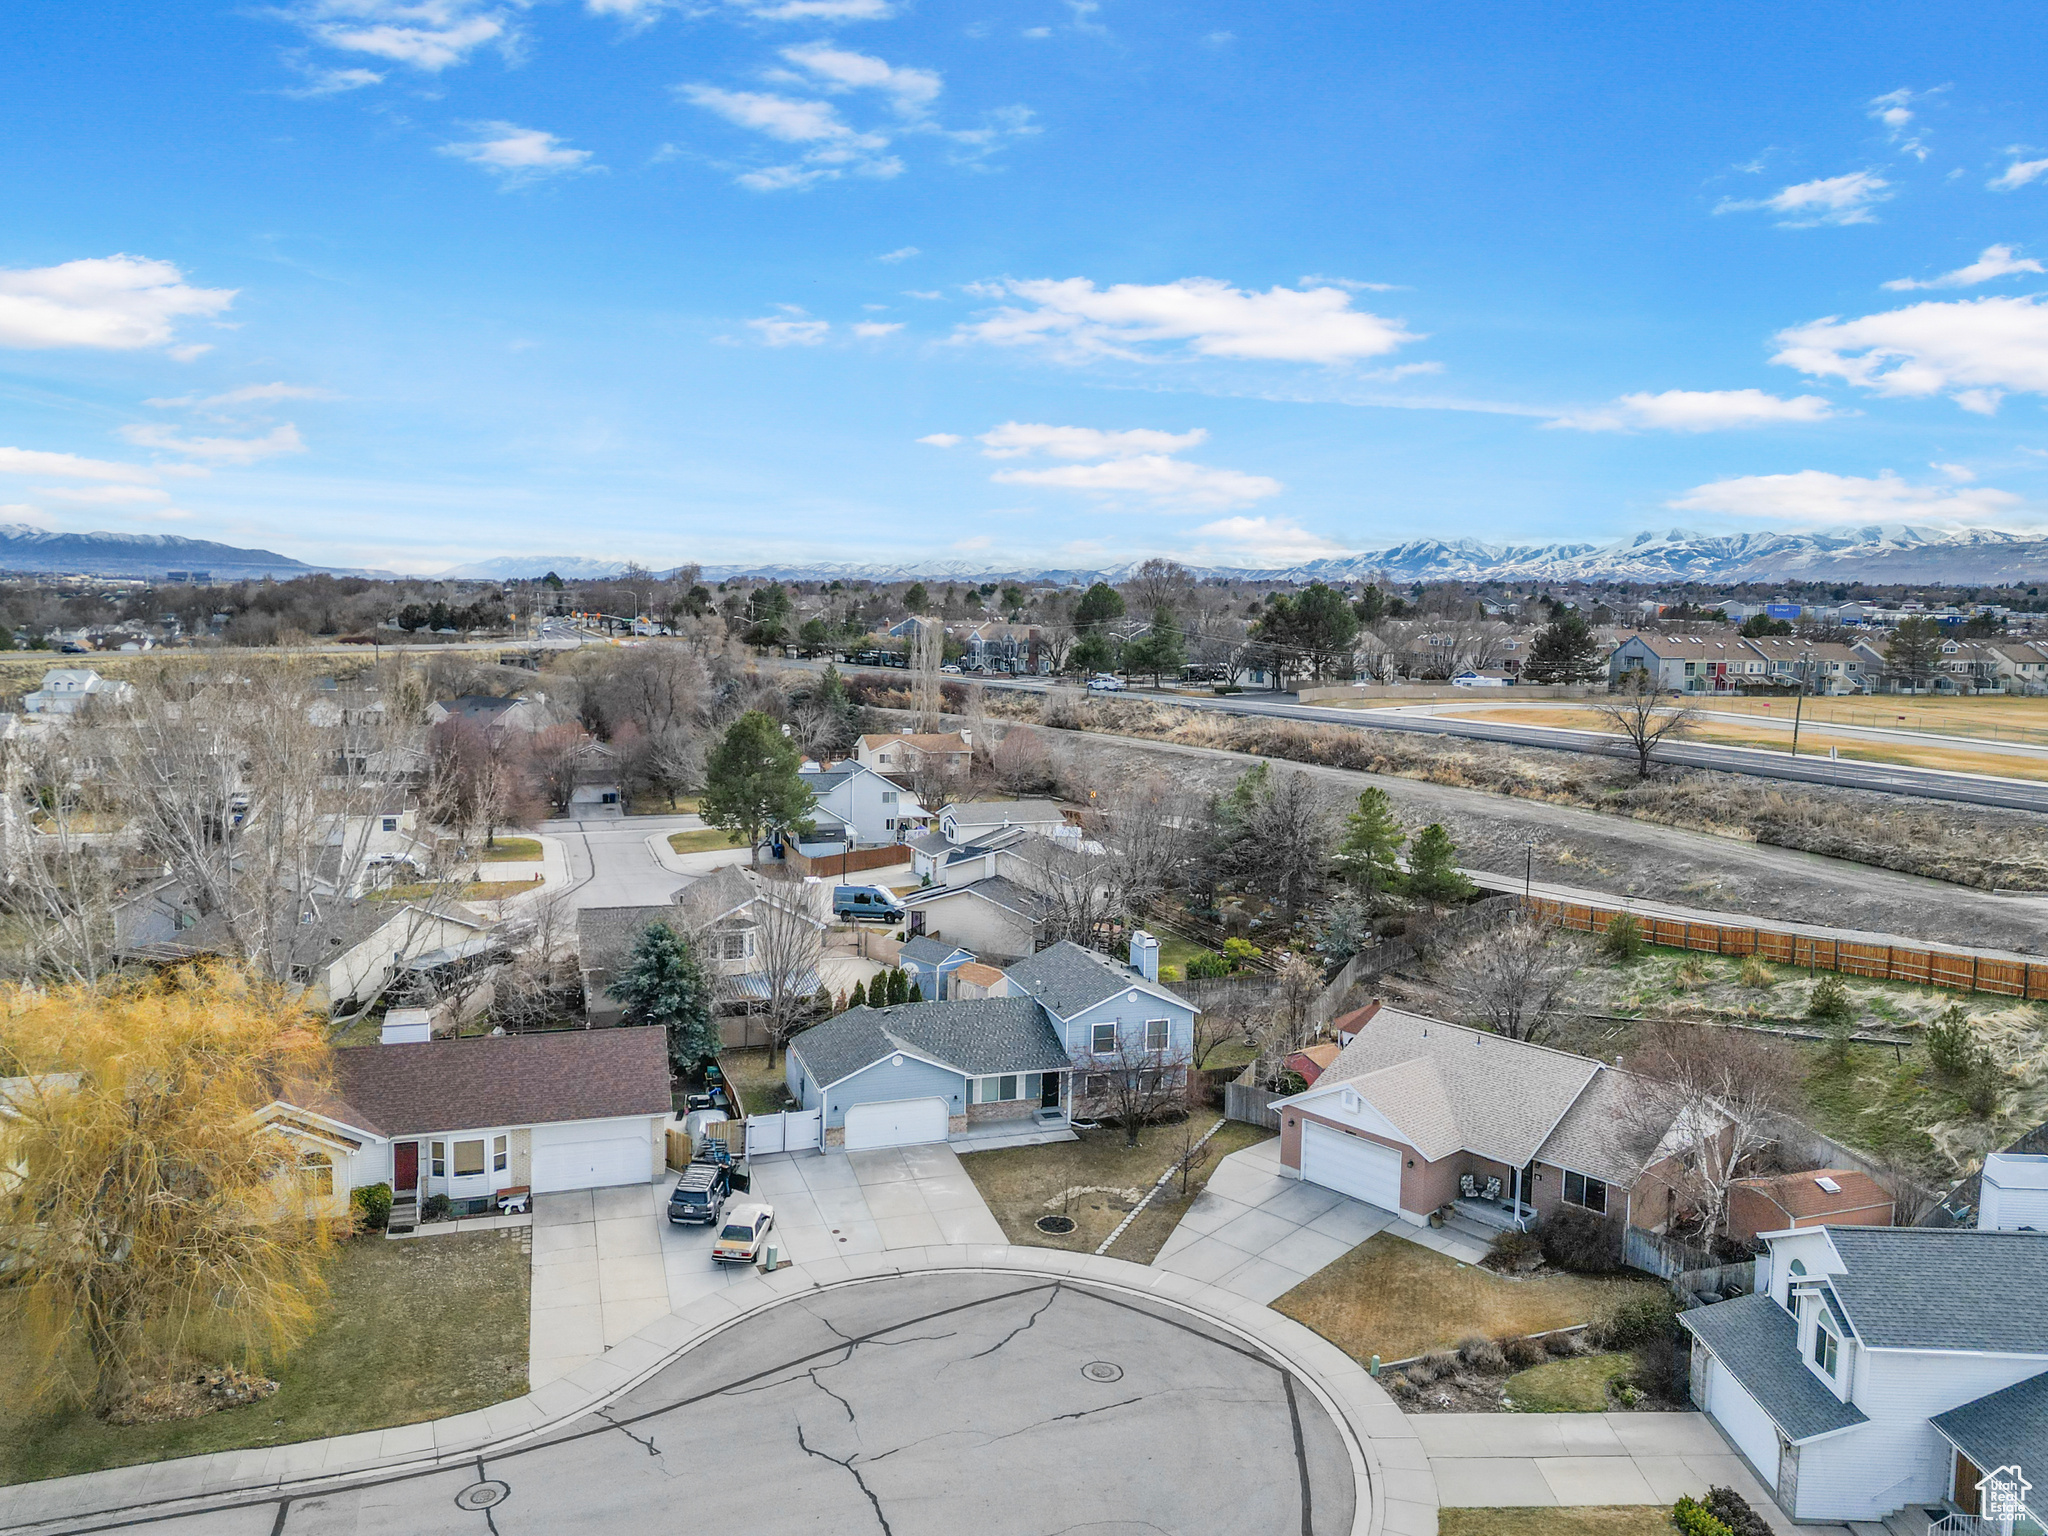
[784,844,912,879]
[1527,894,2048,1003]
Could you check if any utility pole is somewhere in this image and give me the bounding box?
[1789,651,1810,757]
[1524,839,1535,908]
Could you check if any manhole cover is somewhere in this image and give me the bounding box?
[1035,1215,1077,1235]
[1081,1361,1123,1383]
[454,1481,510,1512]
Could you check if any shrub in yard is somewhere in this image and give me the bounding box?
[1704,1487,1772,1536]
[1484,1228,1543,1272]
[1540,1207,1624,1273]
[1964,1063,2005,1120]
[1926,1004,1986,1078]
[1630,1337,1688,1403]
[1738,955,1772,989]
[1600,913,1646,962]
[1185,951,1231,980]
[1590,1291,1678,1351]
[1806,973,1855,1059]
[1501,1335,1549,1369]
[1545,1330,1587,1357]
[1411,1349,1457,1383]
[1672,1496,1735,1536]
[422,1193,452,1220]
[1456,1335,1508,1374]
[351,1182,393,1232]
[1674,955,1708,991]
[1386,1371,1418,1399]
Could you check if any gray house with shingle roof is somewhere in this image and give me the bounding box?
[783,935,1197,1148]
[1683,1224,2048,1523]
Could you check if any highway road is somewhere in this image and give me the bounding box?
[783,660,2048,813]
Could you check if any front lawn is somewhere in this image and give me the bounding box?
[1440,1509,1675,1536]
[373,876,544,902]
[477,836,543,862]
[0,1230,530,1485]
[668,828,742,854]
[1273,1232,1663,1364]
[1503,1351,1637,1412]
[959,1114,1273,1262]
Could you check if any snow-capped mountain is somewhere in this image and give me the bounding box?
[0,524,336,579]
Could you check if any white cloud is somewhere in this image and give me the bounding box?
[877,246,920,263]
[904,289,943,300]
[955,276,1422,364]
[1772,294,2048,411]
[747,315,831,345]
[0,255,236,352]
[1669,469,2027,528]
[952,534,992,550]
[439,123,597,186]
[1868,86,1938,159]
[1990,157,2048,191]
[33,484,173,506]
[283,66,386,97]
[1883,244,2044,290]
[1187,516,1350,565]
[780,43,940,115]
[1715,170,1891,226]
[1546,389,1839,432]
[976,422,1208,459]
[1298,272,1402,293]
[851,321,902,338]
[146,382,337,409]
[119,422,306,466]
[727,0,892,17]
[0,448,162,483]
[0,505,57,530]
[295,1,513,71]
[681,85,899,189]
[916,433,962,447]
[992,455,1280,509]
[166,343,214,362]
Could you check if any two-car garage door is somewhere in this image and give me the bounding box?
[843,1097,949,1151]
[1300,1121,1403,1211]
[531,1120,653,1193]
[1705,1356,1781,1490]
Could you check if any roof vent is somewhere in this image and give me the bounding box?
[1815,1175,1842,1193]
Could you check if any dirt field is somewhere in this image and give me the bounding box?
[1024,726,2048,953]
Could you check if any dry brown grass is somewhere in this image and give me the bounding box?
[1272,1232,1663,1363]
[1440,1508,1676,1536]
[958,1116,1273,1262]
[979,692,2048,890]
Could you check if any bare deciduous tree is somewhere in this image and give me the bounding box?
[1091,772,1189,918]
[1436,915,1578,1044]
[1072,1039,1195,1147]
[1623,1021,1788,1239]
[1224,767,1335,924]
[1596,670,1700,779]
[910,618,946,733]
[1012,832,1116,952]
[1251,951,1324,1087]
[743,876,827,1066]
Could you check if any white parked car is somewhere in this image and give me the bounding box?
[1086,674,1125,693]
[712,1202,775,1264]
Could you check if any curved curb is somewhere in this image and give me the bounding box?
[0,1246,1435,1536]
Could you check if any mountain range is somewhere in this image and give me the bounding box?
[0,524,343,580]
[440,525,2048,588]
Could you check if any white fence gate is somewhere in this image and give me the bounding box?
[746,1108,823,1157]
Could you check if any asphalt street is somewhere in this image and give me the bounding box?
[61,1273,1357,1536]
[542,814,693,910]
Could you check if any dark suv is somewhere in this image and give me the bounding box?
[668,1163,731,1226]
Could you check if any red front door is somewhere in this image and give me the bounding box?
[393,1140,420,1196]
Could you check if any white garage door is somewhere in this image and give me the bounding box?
[1300,1121,1403,1211]
[531,1124,651,1193]
[1707,1356,1780,1489]
[843,1097,949,1151]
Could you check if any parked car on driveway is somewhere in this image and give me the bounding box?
[712,1202,775,1263]
[1086,674,1125,693]
[668,1164,730,1226]
[834,884,904,923]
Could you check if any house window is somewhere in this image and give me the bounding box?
[983,1075,1018,1102]
[1084,1073,1109,1097]
[882,791,897,804]
[1091,1022,1117,1054]
[453,1139,486,1178]
[302,1154,334,1197]
[1562,1170,1607,1214]
[493,1135,508,1173]
[381,817,398,832]
[1145,1019,1170,1052]
[431,1140,447,1177]
[1812,1321,1839,1377]
[721,934,747,961]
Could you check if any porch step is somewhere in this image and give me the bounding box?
[386,1197,419,1236]
[1442,1210,1502,1247]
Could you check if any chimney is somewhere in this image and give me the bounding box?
[1129,930,1160,984]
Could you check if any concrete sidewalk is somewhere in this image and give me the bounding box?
[1154,1138,1489,1304]
[1418,1411,1837,1536]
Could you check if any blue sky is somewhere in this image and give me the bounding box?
[2,1,2046,574]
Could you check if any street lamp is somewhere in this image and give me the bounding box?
[1524,838,1535,907]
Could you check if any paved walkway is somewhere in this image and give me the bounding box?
[1155,1139,1489,1304]
[1419,1412,1836,1536]
[528,1146,1005,1386]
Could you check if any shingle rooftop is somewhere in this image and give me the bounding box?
[1315,1008,1602,1168]
[789,996,1068,1087]
[1825,1227,2048,1352]
[1533,1066,1663,1187]
[1932,1369,2048,1482]
[1680,1293,1869,1443]
[901,875,1048,921]
[1004,940,1192,1018]
[900,936,971,967]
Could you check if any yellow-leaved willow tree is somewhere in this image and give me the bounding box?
[0,965,340,1414]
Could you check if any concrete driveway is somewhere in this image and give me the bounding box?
[1153,1137,1489,1303]
[542,813,695,910]
[529,1147,1005,1387]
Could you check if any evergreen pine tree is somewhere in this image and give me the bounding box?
[849,979,868,1008]
[1333,787,1407,903]
[1405,823,1475,905]
[907,979,924,1002]
[1522,607,1601,683]
[610,922,719,1076]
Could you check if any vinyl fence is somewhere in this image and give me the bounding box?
[1524,893,2048,1003]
